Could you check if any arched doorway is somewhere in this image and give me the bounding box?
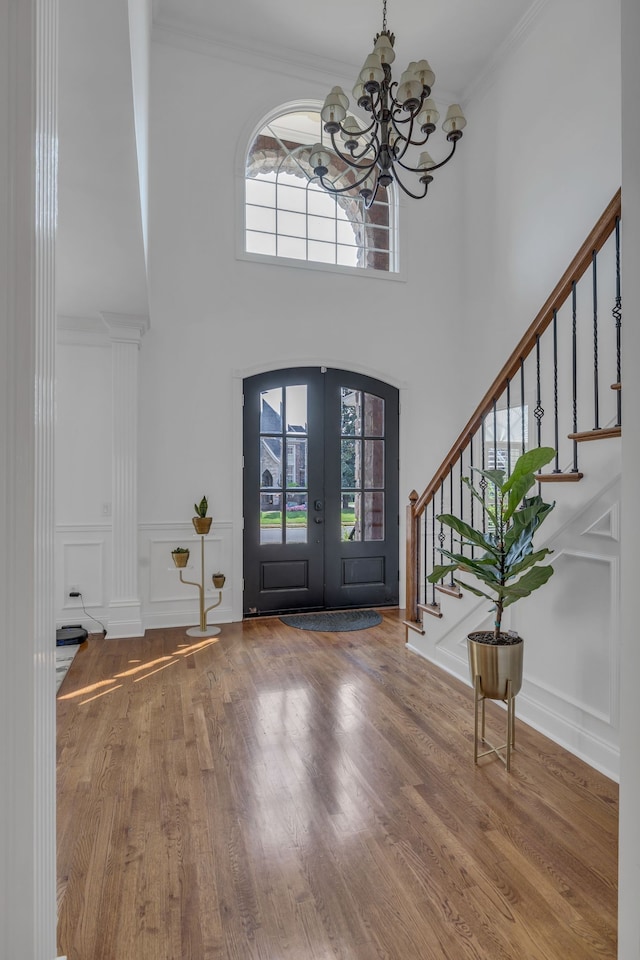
[243,367,399,615]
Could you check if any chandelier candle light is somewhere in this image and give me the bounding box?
[310,0,466,206]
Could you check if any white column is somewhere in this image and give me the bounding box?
[618,1,640,956]
[0,0,58,957]
[103,313,149,638]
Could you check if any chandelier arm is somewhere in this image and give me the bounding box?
[388,163,430,200]
[390,110,430,148]
[337,113,379,140]
[328,131,380,172]
[394,137,459,176]
[316,166,377,196]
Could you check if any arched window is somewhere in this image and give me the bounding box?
[245,107,396,273]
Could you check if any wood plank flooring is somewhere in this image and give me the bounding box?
[56,611,618,959]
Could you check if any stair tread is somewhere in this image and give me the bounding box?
[611,382,621,390]
[434,583,463,598]
[417,602,443,619]
[535,472,584,482]
[568,426,621,442]
[404,619,426,635]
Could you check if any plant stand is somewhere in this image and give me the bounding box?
[473,676,516,772]
[177,534,223,637]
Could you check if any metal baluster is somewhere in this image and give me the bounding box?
[469,433,474,558]
[493,400,497,471]
[506,378,511,474]
[593,250,600,430]
[534,334,544,447]
[459,451,464,557]
[449,468,455,585]
[480,418,486,533]
[438,481,445,582]
[422,506,428,607]
[431,499,436,606]
[571,281,579,472]
[520,358,526,452]
[552,309,560,472]
[613,216,622,427]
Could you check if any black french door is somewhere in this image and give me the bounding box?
[243,367,399,615]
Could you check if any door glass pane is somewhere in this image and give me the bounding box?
[260,388,282,432]
[341,388,362,435]
[341,492,356,541]
[364,439,384,488]
[364,393,384,436]
[364,491,384,540]
[286,438,307,488]
[341,438,360,489]
[285,385,307,433]
[351,492,362,541]
[260,492,282,545]
[285,493,308,544]
[260,437,282,488]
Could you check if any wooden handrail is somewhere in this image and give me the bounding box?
[413,189,621,516]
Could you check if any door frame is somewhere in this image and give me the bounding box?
[231,359,408,622]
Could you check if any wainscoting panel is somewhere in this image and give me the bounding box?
[55,526,111,632]
[139,522,234,630]
[55,521,235,637]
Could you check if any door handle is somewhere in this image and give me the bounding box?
[314,517,323,524]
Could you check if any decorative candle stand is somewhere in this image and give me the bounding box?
[177,533,223,637]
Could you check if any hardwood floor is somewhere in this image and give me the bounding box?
[56,611,618,959]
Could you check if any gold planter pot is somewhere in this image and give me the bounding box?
[192,516,212,534]
[467,632,523,700]
[172,552,189,568]
[212,575,225,589]
[467,632,524,772]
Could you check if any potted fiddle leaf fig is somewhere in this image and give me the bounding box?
[192,495,212,534]
[427,446,556,702]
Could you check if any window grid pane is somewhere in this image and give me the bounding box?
[245,111,394,273]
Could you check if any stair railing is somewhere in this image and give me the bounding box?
[406,189,622,626]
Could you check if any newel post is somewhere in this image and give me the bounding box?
[406,490,420,622]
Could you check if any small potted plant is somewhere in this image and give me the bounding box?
[192,495,212,534]
[171,546,190,568]
[212,572,226,589]
[427,446,556,700]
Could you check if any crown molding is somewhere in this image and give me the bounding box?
[101,312,150,344]
[152,15,359,88]
[56,315,111,347]
[152,15,460,112]
[463,0,551,104]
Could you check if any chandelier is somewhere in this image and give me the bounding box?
[310,0,466,208]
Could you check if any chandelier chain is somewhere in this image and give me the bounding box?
[382,0,387,33]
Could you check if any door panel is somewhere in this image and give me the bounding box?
[323,370,399,609]
[243,367,398,615]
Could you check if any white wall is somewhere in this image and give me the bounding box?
[460,0,621,403]
[618,0,640,952]
[136,34,466,621]
[1,0,58,955]
[406,0,623,778]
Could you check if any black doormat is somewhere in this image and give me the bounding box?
[279,609,383,632]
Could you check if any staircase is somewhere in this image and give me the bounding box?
[404,190,622,778]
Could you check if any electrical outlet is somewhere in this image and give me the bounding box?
[69,585,80,597]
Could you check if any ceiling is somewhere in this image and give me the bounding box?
[153,0,538,99]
